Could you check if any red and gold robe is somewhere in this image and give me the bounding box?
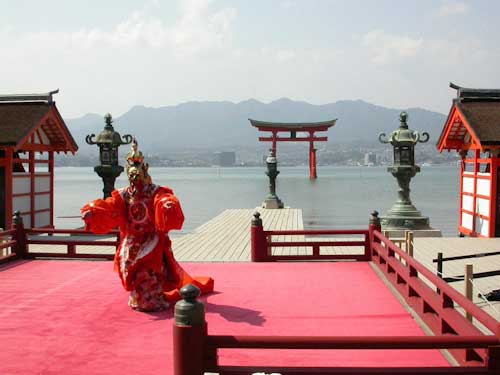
[81,183,213,311]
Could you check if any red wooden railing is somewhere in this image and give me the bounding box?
[1,212,118,261]
[0,228,17,264]
[371,230,500,366]
[172,211,500,375]
[251,212,370,261]
[25,228,119,260]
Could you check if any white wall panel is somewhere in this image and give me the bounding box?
[35,211,50,228]
[22,214,31,228]
[462,195,473,212]
[13,196,31,212]
[477,178,491,197]
[462,176,474,193]
[476,198,490,217]
[35,194,50,211]
[35,175,50,192]
[475,217,489,237]
[13,174,30,194]
[462,213,473,230]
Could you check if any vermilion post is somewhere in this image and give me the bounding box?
[309,146,317,179]
[368,210,381,259]
[5,147,13,229]
[309,131,317,179]
[173,285,208,375]
[251,212,267,262]
[487,345,500,371]
[12,211,27,258]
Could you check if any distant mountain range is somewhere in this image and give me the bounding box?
[66,98,448,155]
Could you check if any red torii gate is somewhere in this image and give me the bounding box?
[249,119,336,179]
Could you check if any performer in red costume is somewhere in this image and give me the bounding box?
[81,139,213,311]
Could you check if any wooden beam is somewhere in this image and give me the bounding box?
[49,152,54,228]
[5,148,13,229]
[259,137,328,142]
[29,151,35,228]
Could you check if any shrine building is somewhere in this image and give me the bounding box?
[437,83,500,237]
[0,91,78,230]
[249,118,336,179]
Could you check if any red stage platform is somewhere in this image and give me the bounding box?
[0,260,449,374]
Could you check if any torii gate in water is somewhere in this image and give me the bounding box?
[249,119,336,179]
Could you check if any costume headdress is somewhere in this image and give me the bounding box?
[126,138,152,185]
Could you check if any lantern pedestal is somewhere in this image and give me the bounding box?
[94,165,124,199]
[380,165,439,234]
[262,196,284,209]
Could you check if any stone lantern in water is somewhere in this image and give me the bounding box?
[378,112,435,233]
[86,113,132,198]
[262,149,284,209]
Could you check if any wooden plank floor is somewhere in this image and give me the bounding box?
[172,208,304,261]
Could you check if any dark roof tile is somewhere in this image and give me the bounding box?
[0,102,51,145]
[457,101,500,144]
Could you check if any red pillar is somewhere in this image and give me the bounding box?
[271,131,277,155]
[309,131,317,179]
[173,324,207,375]
[251,212,268,262]
[472,149,480,236]
[49,151,54,228]
[5,148,13,229]
[489,156,497,237]
[29,151,35,228]
[459,152,465,234]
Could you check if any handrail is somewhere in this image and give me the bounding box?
[28,239,118,246]
[373,231,500,336]
[269,241,366,247]
[208,334,500,350]
[433,251,500,263]
[266,229,369,236]
[0,240,17,250]
[28,228,120,235]
[0,229,16,236]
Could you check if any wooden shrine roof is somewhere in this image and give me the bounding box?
[438,83,500,151]
[249,118,336,131]
[456,101,500,145]
[0,92,78,152]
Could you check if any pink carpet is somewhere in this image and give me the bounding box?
[0,260,449,374]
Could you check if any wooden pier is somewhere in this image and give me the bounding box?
[172,208,303,261]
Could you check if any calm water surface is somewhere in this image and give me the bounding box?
[54,166,460,236]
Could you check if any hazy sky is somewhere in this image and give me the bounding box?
[1,0,499,118]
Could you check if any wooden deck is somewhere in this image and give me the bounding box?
[173,208,304,261]
[6,210,499,323]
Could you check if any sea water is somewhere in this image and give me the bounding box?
[54,166,459,236]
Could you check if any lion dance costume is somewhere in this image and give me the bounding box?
[81,139,214,311]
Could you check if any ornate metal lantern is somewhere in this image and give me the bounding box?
[85,113,132,198]
[378,112,432,231]
[262,149,284,209]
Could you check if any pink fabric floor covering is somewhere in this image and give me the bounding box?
[0,260,450,374]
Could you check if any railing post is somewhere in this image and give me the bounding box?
[368,210,381,260]
[251,212,267,262]
[487,345,500,372]
[465,264,473,322]
[173,284,209,375]
[407,231,414,258]
[12,211,27,258]
[436,252,443,295]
